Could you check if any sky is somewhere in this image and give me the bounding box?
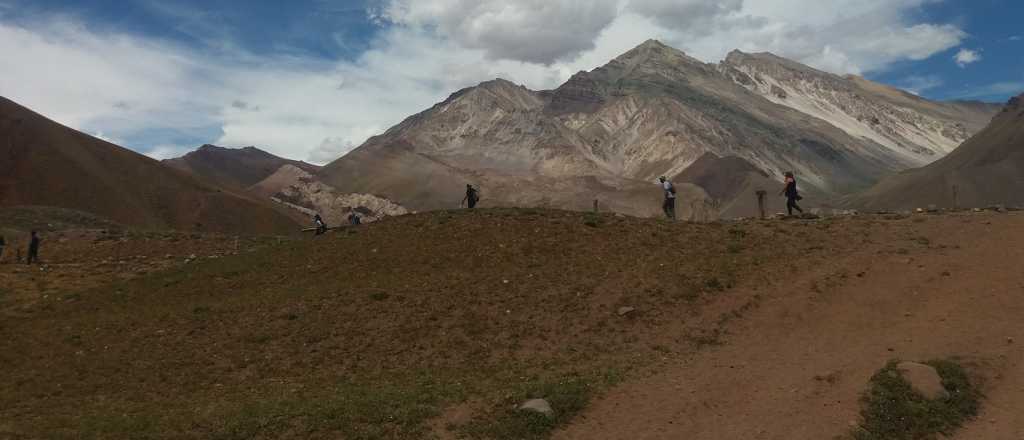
[0,0,1021,164]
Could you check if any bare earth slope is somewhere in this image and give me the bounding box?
[849,93,1024,210]
[556,212,1024,440]
[0,97,299,234]
[164,144,321,191]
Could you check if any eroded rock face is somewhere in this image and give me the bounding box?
[260,165,409,225]
[721,51,997,168]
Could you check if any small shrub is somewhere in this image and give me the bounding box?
[583,213,602,228]
[460,374,613,440]
[853,359,981,440]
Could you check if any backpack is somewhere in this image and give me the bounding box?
[669,184,677,195]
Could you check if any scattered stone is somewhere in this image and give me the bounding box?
[916,208,925,214]
[926,205,939,213]
[897,362,948,400]
[1008,337,1015,344]
[617,306,636,317]
[518,399,553,416]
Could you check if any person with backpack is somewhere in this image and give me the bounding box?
[780,171,804,216]
[462,184,480,209]
[659,176,677,220]
[26,231,40,265]
[313,214,327,235]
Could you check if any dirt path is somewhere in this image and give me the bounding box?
[556,213,1024,440]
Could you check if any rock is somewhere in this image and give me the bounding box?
[915,208,925,214]
[897,362,948,400]
[518,398,553,416]
[927,204,939,213]
[617,306,636,316]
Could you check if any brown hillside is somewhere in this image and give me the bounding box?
[3,209,1024,439]
[164,144,321,191]
[0,97,298,234]
[849,93,1024,210]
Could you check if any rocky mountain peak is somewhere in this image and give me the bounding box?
[613,39,700,68]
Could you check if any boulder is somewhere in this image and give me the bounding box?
[897,362,948,400]
[518,398,553,416]
[617,306,636,317]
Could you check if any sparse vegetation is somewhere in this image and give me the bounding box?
[459,372,618,440]
[852,359,981,440]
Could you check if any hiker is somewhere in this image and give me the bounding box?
[462,184,480,209]
[780,171,804,216]
[313,214,327,235]
[659,176,677,220]
[0,235,5,263]
[26,231,40,265]
[348,212,362,226]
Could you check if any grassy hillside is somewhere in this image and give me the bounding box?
[1,208,848,439]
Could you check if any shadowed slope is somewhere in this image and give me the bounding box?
[0,97,299,234]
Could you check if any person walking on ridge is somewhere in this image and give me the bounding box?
[780,171,803,216]
[26,231,40,265]
[313,214,327,235]
[659,176,677,220]
[462,184,480,209]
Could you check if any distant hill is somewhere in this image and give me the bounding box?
[0,97,299,234]
[164,144,320,191]
[848,93,1024,210]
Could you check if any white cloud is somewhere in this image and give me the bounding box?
[0,1,969,165]
[1010,35,1022,41]
[954,48,981,68]
[899,75,944,95]
[377,0,620,65]
[144,145,189,161]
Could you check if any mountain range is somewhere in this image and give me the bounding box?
[2,40,1015,228]
[316,40,999,218]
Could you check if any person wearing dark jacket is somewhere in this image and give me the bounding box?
[780,171,804,216]
[313,214,327,235]
[26,231,40,265]
[462,184,480,209]
[659,176,677,220]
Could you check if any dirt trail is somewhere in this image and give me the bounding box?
[556,213,1024,440]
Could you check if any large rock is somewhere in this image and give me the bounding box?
[518,399,554,416]
[897,362,948,400]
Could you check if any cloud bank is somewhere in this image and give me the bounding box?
[0,0,968,163]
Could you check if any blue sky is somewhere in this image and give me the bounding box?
[0,0,1021,163]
